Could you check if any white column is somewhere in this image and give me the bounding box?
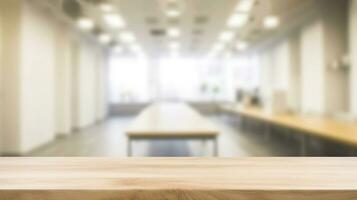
[55,21,73,136]
[0,0,22,154]
[0,4,3,153]
[350,0,357,117]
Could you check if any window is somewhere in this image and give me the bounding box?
[158,58,201,101]
[109,56,150,103]
[108,55,250,103]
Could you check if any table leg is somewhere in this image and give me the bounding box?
[300,135,307,156]
[264,122,271,142]
[202,138,208,156]
[213,137,219,157]
[349,148,356,157]
[127,137,132,157]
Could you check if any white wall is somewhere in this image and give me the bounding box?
[259,39,297,112]
[288,34,301,112]
[300,20,325,115]
[257,0,348,116]
[259,51,273,100]
[322,0,348,114]
[96,50,109,120]
[0,0,109,154]
[70,39,80,131]
[0,0,22,154]
[19,1,56,152]
[0,7,3,152]
[351,0,357,117]
[55,22,73,136]
[75,40,103,128]
[272,41,290,91]
[299,0,348,116]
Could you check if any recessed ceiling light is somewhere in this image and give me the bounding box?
[263,16,280,29]
[119,31,136,43]
[167,27,180,38]
[236,0,255,13]
[98,33,112,44]
[77,17,94,30]
[100,3,114,12]
[236,41,248,51]
[219,31,235,42]
[169,41,180,50]
[166,9,180,17]
[227,13,249,28]
[103,13,126,29]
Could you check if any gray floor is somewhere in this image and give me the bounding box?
[29,115,299,157]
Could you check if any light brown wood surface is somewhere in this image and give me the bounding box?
[127,103,219,137]
[0,157,357,199]
[221,105,357,146]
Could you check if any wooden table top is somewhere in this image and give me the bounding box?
[0,158,357,199]
[221,104,357,146]
[127,103,219,137]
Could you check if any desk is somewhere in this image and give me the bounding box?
[220,105,357,148]
[126,103,219,156]
[0,157,357,199]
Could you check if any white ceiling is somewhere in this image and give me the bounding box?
[34,0,318,58]
[110,0,237,58]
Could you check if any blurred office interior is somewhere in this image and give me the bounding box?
[0,0,357,157]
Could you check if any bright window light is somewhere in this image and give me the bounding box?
[103,13,126,29]
[207,50,217,58]
[169,50,179,58]
[77,18,94,30]
[219,31,235,42]
[236,41,248,51]
[112,45,123,53]
[263,16,280,29]
[98,33,112,44]
[169,41,180,50]
[130,43,142,53]
[158,59,200,101]
[100,3,114,12]
[236,0,255,13]
[119,31,136,43]
[167,28,180,38]
[109,57,150,103]
[227,13,249,28]
[224,51,233,59]
[212,42,225,52]
[166,9,180,17]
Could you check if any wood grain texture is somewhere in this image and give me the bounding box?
[0,158,357,199]
[221,105,357,146]
[127,103,219,137]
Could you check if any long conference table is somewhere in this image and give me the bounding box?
[0,158,357,199]
[220,104,357,154]
[126,103,219,156]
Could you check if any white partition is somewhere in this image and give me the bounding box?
[300,20,325,115]
[0,8,3,153]
[54,21,73,136]
[0,0,24,154]
[350,0,357,118]
[0,0,109,155]
[259,38,300,113]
